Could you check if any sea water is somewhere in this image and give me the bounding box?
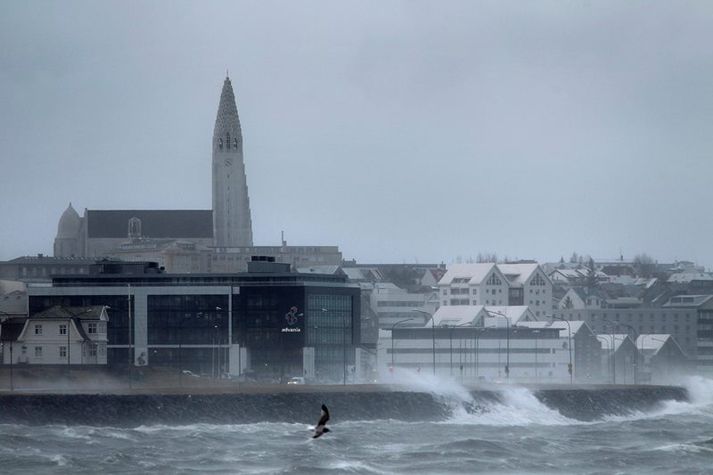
[1,377,712,474]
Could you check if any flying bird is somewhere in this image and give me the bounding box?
[312,404,330,439]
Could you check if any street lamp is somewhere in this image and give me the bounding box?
[412,310,436,375]
[617,321,638,384]
[449,322,472,377]
[391,318,415,370]
[599,333,615,384]
[602,318,617,384]
[550,315,573,384]
[485,309,510,380]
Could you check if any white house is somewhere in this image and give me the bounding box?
[498,263,553,318]
[9,306,109,365]
[438,263,553,317]
[438,263,510,307]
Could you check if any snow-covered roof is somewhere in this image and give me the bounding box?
[498,263,539,286]
[516,320,588,338]
[296,265,343,275]
[439,263,496,285]
[483,306,535,327]
[636,334,671,354]
[431,305,485,326]
[668,272,713,283]
[597,334,631,352]
[663,295,713,308]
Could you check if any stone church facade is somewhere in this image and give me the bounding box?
[54,76,341,272]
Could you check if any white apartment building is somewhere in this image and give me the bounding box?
[6,306,109,365]
[378,324,570,383]
[438,263,553,317]
[439,264,510,307]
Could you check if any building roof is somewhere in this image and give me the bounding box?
[296,265,345,276]
[30,305,108,321]
[439,263,496,285]
[483,306,535,326]
[432,305,485,326]
[597,334,631,352]
[516,320,589,338]
[57,202,81,238]
[663,295,713,308]
[86,210,213,239]
[667,272,713,283]
[636,334,671,354]
[5,255,96,264]
[497,263,539,286]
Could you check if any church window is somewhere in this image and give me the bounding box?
[233,138,238,149]
[226,132,230,148]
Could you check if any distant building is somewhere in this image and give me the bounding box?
[517,320,602,382]
[52,76,338,273]
[636,334,688,383]
[27,259,361,383]
[7,306,108,366]
[438,263,553,317]
[597,334,638,384]
[0,255,94,283]
[379,323,569,383]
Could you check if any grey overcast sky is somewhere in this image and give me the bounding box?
[1,1,713,267]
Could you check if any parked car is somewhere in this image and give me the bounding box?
[287,376,305,385]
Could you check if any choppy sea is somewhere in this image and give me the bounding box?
[2,377,713,474]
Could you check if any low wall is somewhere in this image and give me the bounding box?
[0,385,687,426]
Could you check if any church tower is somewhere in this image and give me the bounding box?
[212,75,253,247]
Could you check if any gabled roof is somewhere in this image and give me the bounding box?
[636,334,671,354]
[432,305,485,326]
[86,210,213,239]
[597,334,632,352]
[439,263,497,285]
[30,305,108,321]
[516,320,590,338]
[483,306,535,326]
[497,263,539,286]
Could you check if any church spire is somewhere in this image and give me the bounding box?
[211,75,253,247]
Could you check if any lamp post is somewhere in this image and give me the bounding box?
[390,318,414,371]
[617,322,638,384]
[645,336,667,384]
[599,333,615,384]
[485,309,510,381]
[533,329,540,383]
[550,315,573,384]
[449,322,472,377]
[602,318,616,384]
[412,310,436,375]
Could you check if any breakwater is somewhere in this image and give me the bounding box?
[0,385,687,427]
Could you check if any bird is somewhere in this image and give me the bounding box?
[312,404,330,439]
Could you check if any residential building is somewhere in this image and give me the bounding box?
[8,306,108,366]
[636,334,688,383]
[517,320,602,382]
[597,334,638,384]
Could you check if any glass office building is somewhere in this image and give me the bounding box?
[28,260,360,382]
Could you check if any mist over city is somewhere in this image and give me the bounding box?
[2,1,713,474]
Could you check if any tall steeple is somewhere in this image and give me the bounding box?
[212,75,253,247]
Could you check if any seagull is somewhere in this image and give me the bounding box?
[312,404,330,439]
